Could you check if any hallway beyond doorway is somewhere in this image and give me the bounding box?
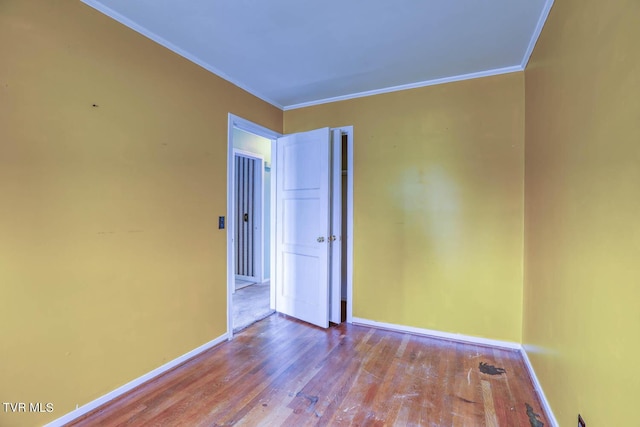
[232,281,273,332]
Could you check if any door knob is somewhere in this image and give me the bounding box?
[329,235,337,241]
[317,237,325,242]
[244,213,249,222]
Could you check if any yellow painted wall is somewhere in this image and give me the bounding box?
[523,1,640,425]
[0,1,281,426]
[285,73,525,343]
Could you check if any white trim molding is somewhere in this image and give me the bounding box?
[352,317,522,350]
[229,115,282,140]
[43,318,558,427]
[44,333,229,427]
[227,114,282,339]
[335,126,355,325]
[80,0,283,109]
[521,0,555,68]
[82,0,552,111]
[283,66,523,111]
[352,317,558,426]
[520,345,559,427]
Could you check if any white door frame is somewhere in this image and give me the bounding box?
[334,126,354,325]
[233,150,264,285]
[226,114,354,338]
[227,114,280,338]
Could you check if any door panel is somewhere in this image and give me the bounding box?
[283,141,322,190]
[275,128,331,328]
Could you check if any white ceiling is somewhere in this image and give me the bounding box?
[82,0,553,110]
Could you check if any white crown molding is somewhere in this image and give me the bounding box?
[351,317,522,350]
[521,345,560,427]
[521,0,555,68]
[283,65,523,111]
[80,0,284,110]
[81,1,551,112]
[79,0,544,113]
[44,332,229,427]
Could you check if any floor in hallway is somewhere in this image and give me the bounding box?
[232,281,273,332]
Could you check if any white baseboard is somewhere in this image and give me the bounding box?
[44,320,558,427]
[44,333,230,427]
[351,317,522,350]
[520,346,559,427]
[352,317,558,426]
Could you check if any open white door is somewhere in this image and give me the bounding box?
[275,128,331,328]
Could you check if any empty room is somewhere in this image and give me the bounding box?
[2,1,638,426]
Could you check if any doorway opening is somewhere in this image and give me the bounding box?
[339,132,349,322]
[227,120,279,334]
[232,149,272,332]
[227,114,353,337]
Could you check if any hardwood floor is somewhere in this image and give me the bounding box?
[68,315,548,426]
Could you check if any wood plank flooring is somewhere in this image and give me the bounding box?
[68,315,548,426]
